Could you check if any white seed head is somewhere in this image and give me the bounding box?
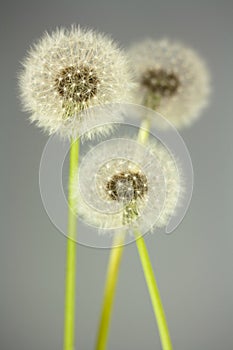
[128,39,211,129]
[19,26,134,139]
[73,137,183,234]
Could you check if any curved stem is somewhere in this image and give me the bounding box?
[63,138,80,350]
[135,234,172,350]
[95,234,125,350]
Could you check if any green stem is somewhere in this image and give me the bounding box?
[63,138,80,350]
[137,117,151,144]
[136,97,172,350]
[95,233,125,350]
[135,234,172,350]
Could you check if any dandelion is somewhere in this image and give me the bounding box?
[128,39,210,128]
[77,136,183,350]
[19,26,133,139]
[19,25,135,350]
[75,137,182,234]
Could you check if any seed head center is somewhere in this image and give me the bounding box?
[106,171,148,203]
[55,65,99,103]
[141,69,180,96]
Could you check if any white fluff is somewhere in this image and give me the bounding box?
[19,26,134,139]
[73,137,183,235]
[128,39,211,129]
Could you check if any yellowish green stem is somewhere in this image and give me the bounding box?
[135,234,173,350]
[136,98,172,350]
[95,233,125,350]
[63,138,80,350]
[137,117,151,144]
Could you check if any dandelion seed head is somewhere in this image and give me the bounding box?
[19,26,134,139]
[128,39,211,129]
[74,137,182,233]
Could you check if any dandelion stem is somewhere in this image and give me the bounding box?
[96,98,172,350]
[136,102,173,350]
[63,138,80,350]
[135,233,173,350]
[137,117,151,144]
[95,233,125,350]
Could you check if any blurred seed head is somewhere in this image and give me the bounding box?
[128,39,211,129]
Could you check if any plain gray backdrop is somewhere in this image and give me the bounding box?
[1,0,233,349]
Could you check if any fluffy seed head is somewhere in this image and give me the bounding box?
[74,137,182,234]
[19,26,134,139]
[128,39,211,129]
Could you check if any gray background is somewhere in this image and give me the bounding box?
[1,0,233,349]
